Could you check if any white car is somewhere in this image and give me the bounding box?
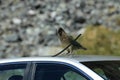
[0,55,120,80]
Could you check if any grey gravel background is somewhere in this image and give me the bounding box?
[0,0,120,58]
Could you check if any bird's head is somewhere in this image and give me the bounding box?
[58,28,66,36]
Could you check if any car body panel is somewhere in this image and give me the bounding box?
[0,55,120,80]
[0,57,103,80]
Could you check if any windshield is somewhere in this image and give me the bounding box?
[82,61,120,80]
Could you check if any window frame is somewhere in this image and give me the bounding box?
[0,61,31,80]
[31,61,93,80]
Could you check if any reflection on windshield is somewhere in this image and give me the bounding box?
[82,61,120,80]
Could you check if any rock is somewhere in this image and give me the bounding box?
[27,10,36,16]
[80,1,86,9]
[0,29,3,35]
[21,23,34,29]
[26,27,41,35]
[50,11,57,19]
[43,33,59,46]
[55,16,63,21]
[0,0,2,5]
[74,16,86,24]
[3,33,22,42]
[92,19,103,26]
[74,23,83,30]
[11,18,22,25]
[0,51,6,58]
[66,20,72,27]
[0,45,8,51]
[33,1,46,10]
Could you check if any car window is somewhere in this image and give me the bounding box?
[82,61,120,80]
[93,68,108,80]
[0,62,27,80]
[61,71,87,80]
[34,63,88,80]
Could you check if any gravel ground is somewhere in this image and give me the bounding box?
[0,0,120,58]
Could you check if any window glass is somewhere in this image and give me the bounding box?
[82,61,120,80]
[61,71,87,80]
[34,63,87,80]
[0,63,27,80]
[93,68,108,80]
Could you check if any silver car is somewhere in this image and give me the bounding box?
[0,55,120,80]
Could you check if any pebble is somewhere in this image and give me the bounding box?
[0,45,8,51]
[50,11,57,19]
[74,16,86,24]
[3,33,22,42]
[11,18,22,25]
[27,10,36,16]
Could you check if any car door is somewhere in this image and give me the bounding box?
[30,61,93,80]
[0,61,30,80]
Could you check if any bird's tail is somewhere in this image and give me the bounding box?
[81,46,87,50]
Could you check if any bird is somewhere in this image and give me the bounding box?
[57,27,87,55]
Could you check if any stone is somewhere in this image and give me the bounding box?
[0,45,8,51]
[51,11,57,19]
[74,16,86,24]
[80,1,86,9]
[11,18,22,25]
[0,51,6,58]
[27,10,36,16]
[33,1,46,10]
[3,33,22,42]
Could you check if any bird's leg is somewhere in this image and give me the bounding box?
[66,49,70,54]
[70,46,75,57]
[65,46,74,57]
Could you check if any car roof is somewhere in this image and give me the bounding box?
[0,55,120,64]
[64,55,120,62]
[0,56,77,64]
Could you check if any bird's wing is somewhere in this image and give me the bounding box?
[70,40,87,50]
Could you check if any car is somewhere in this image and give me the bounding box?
[0,55,119,80]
